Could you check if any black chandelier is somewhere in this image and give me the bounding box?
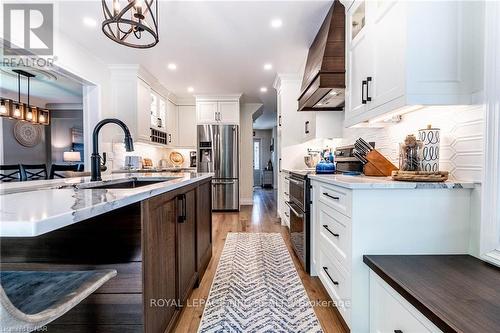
[101,0,159,49]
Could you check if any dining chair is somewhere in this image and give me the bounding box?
[0,269,116,333]
[49,164,80,179]
[0,164,23,182]
[20,164,48,181]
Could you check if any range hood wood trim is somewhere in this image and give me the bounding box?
[298,0,346,112]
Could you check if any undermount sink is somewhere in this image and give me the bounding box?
[59,177,181,190]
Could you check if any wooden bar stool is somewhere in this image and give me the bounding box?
[20,164,48,181]
[0,270,116,332]
[0,164,23,182]
[49,164,80,179]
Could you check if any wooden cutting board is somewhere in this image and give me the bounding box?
[392,171,449,182]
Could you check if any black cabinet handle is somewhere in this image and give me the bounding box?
[323,225,339,237]
[177,194,186,223]
[305,121,310,134]
[366,76,372,102]
[279,115,282,127]
[323,192,340,200]
[322,267,339,285]
[361,80,367,104]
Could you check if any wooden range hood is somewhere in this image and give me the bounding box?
[298,0,345,112]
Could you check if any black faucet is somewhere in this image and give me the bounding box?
[91,118,134,181]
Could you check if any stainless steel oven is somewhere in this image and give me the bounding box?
[287,172,310,273]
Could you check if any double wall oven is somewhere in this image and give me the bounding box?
[286,171,311,273]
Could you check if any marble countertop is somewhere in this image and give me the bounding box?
[112,167,197,173]
[308,174,476,189]
[0,172,212,237]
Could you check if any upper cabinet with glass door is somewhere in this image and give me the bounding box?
[150,91,167,132]
[344,0,484,127]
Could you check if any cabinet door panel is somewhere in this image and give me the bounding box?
[137,80,152,141]
[142,194,178,333]
[166,100,178,146]
[178,105,197,147]
[369,1,406,111]
[197,102,218,124]
[218,101,239,124]
[346,0,373,122]
[196,181,212,281]
[177,188,198,304]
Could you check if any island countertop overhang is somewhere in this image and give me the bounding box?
[0,172,213,237]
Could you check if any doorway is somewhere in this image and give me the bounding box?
[253,138,262,187]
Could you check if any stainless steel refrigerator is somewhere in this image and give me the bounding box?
[197,124,239,211]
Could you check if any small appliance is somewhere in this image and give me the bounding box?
[287,171,311,273]
[190,151,197,168]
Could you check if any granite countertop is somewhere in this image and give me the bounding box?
[0,172,212,237]
[307,174,475,189]
[363,255,500,332]
[112,167,197,174]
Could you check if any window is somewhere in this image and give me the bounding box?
[253,140,260,170]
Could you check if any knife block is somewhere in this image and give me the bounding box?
[363,150,398,177]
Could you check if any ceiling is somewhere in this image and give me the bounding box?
[253,110,278,130]
[0,67,83,105]
[56,0,333,126]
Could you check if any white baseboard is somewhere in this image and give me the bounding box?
[240,198,254,205]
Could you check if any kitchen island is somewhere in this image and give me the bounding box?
[0,172,213,333]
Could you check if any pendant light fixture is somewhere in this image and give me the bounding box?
[0,69,50,125]
[101,0,159,49]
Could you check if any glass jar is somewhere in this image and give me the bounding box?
[399,140,424,171]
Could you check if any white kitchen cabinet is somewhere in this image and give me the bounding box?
[369,271,442,333]
[196,101,219,124]
[165,100,178,146]
[310,176,473,332]
[150,91,168,132]
[136,78,152,142]
[177,105,197,148]
[345,0,372,123]
[196,96,241,125]
[274,75,343,154]
[345,0,484,127]
[278,171,290,227]
[218,101,240,124]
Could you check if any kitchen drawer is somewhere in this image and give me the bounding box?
[370,271,443,333]
[318,183,352,217]
[318,247,351,325]
[280,197,290,226]
[318,201,351,270]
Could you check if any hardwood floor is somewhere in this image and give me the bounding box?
[173,188,348,333]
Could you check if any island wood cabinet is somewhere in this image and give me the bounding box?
[142,180,211,333]
[0,177,212,333]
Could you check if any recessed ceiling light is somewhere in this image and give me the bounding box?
[271,18,283,28]
[83,17,97,28]
[260,87,268,93]
[167,63,177,70]
[187,87,194,93]
[264,63,273,71]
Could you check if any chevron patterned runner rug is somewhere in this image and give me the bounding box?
[198,233,323,333]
